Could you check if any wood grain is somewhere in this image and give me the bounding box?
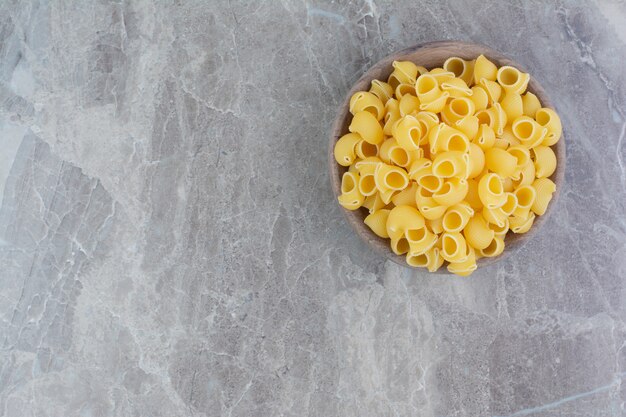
[328,41,566,272]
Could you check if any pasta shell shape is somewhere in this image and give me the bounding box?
[532,146,557,178]
[334,132,361,166]
[522,92,541,118]
[463,215,495,250]
[349,111,383,145]
[440,232,469,263]
[478,236,505,258]
[364,209,391,238]
[531,178,556,216]
[386,205,425,240]
[473,54,498,84]
[370,79,394,103]
[349,91,385,120]
[535,108,562,146]
[433,177,469,207]
[443,57,475,85]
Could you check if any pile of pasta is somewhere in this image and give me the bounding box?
[334,55,561,276]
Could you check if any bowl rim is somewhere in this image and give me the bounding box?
[328,40,566,273]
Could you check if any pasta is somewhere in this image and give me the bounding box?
[532,146,557,178]
[334,133,361,166]
[349,111,384,144]
[333,55,561,275]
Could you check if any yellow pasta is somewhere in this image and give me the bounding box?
[478,236,505,258]
[364,209,390,238]
[473,124,496,150]
[478,173,506,209]
[440,77,472,98]
[470,85,489,112]
[531,178,556,215]
[334,132,361,166]
[383,98,401,136]
[535,108,562,146]
[511,116,547,148]
[391,182,418,208]
[370,79,394,103]
[509,211,536,234]
[440,232,468,263]
[496,66,530,94]
[338,172,365,210]
[441,97,475,125]
[443,57,475,85]
[473,54,498,84]
[386,205,425,240]
[463,215,494,250]
[522,92,541,118]
[455,115,479,141]
[500,91,524,121]
[374,163,409,191]
[442,203,474,233]
[433,177,468,207]
[485,148,517,178]
[354,139,379,159]
[428,123,470,154]
[349,110,384,144]
[432,151,469,179]
[350,91,385,120]
[532,145,557,178]
[394,115,425,151]
[334,56,561,275]
[399,93,421,116]
[468,143,485,179]
[447,245,477,276]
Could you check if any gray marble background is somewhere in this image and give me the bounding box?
[0,1,625,416]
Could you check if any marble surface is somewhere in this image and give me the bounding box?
[0,1,625,416]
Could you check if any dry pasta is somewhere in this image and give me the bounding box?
[333,54,562,276]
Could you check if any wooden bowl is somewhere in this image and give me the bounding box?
[329,41,566,272]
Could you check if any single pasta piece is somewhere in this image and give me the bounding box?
[511,116,547,148]
[390,235,410,255]
[442,203,474,233]
[478,236,505,258]
[468,143,485,179]
[406,226,438,255]
[512,161,536,188]
[399,93,421,116]
[455,115,479,141]
[476,104,507,136]
[349,111,384,144]
[443,57,475,85]
[391,182,418,208]
[535,108,562,146]
[465,178,484,210]
[522,92,541,118]
[488,216,510,237]
[338,172,365,210]
[447,246,477,276]
[532,145,557,178]
[478,173,506,209]
[510,211,536,234]
[428,68,456,82]
[394,115,424,151]
[500,192,518,216]
[370,79,394,103]
[411,162,443,193]
[432,151,469,179]
[354,139,379,159]
[440,232,468,263]
[391,60,419,86]
[364,209,391,238]
[473,124,496,150]
[513,185,536,217]
[383,98,401,136]
[463,215,494,249]
[374,163,409,191]
[440,77,472,98]
[395,83,417,99]
[358,172,377,196]
[485,147,517,178]
[479,79,502,105]
[507,145,531,178]
[500,91,524,121]
[334,132,360,166]
[349,91,385,120]
[441,97,475,125]
[473,54,498,84]
[496,66,530,94]
[386,205,425,240]
[433,177,469,207]
[355,156,382,175]
[470,85,489,112]
[483,206,509,229]
[531,177,556,215]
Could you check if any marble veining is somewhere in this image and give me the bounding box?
[0,1,625,416]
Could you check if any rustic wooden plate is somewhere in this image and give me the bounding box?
[329,41,566,272]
